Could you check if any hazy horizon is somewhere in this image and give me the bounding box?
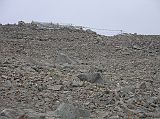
[0,0,160,35]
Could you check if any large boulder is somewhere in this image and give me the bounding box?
[52,103,90,119]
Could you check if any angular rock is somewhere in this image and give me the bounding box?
[77,72,105,83]
[52,103,90,119]
[109,115,119,119]
[47,85,62,91]
[86,29,96,34]
[71,78,84,87]
[139,82,147,89]
[132,44,142,50]
[118,86,135,98]
[138,82,151,91]
[4,80,12,89]
[0,109,24,119]
[1,75,8,79]
[18,21,25,26]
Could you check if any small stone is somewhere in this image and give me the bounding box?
[95,110,109,118]
[79,69,88,73]
[1,75,8,79]
[86,29,96,34]
[47,85,62,91]
[132,44,142,50]
[118,86,135,98]
[139,82,147,89]
[5,80,12,88]
[44,98,50,102]
[71,78,84,87]
[18,21,25,26]
[48,77,53,80]
[109,115,119,119]
[84,102,90,106]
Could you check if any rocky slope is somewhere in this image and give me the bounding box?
[0,22,160,119]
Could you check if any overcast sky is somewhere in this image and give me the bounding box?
[0,0,160,35]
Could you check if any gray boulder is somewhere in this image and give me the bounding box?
[0,109,24,119]
[0,109,45,119]
[77,72,105,83]
[23,109,45,119]
[71,77,84,87]
[52,103,90,119]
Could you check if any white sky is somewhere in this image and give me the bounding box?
[0,0,160,35]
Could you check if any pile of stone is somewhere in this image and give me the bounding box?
[0,22,160,119]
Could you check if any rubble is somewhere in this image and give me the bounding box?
[0,22,160,119]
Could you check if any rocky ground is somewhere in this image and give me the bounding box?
[0,22,160,119]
